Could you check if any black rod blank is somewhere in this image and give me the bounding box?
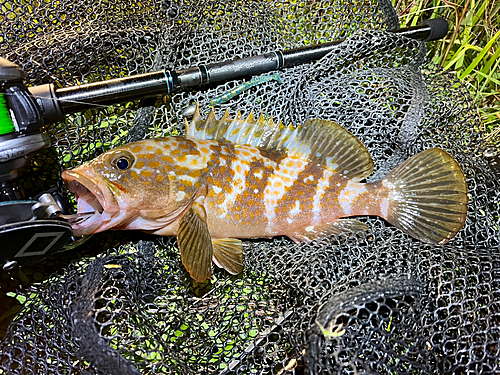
[29,18,448,124]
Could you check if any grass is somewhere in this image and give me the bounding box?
[394,0,500,147]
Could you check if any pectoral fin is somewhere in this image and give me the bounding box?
[212,238,244,275]
[293,219,369,242]
[177,203,213,282]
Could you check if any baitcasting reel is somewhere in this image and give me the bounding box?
[0,57,74,270]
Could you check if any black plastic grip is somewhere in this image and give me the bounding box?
[421,17,449,41]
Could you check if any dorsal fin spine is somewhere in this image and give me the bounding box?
[187,107,374,180]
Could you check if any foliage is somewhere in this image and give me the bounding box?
[394,0,500,146]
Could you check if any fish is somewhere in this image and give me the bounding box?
[61,107,468,282]
[209,73,282,106]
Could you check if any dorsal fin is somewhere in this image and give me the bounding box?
[186,106,374,181]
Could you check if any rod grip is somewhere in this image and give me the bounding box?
[421,17,449,41]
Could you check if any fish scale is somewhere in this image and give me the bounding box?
[62,107,468,282]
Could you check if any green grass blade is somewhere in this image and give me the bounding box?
[478,46,500,84]
[476,71,500,86]
[459,29,500,79]
[443,43,474,71]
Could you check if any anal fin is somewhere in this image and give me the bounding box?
[293,219,369,242]
[177,203,213,282]
[212,238,244,275]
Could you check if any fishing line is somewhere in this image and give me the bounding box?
[0,91,112,111]
[0,94,16,135]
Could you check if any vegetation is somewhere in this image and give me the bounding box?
[394,0,500,146]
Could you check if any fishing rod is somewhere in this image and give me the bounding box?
[30,18,449,123]
[0,19,450,271]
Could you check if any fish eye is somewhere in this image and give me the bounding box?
[116,158,130,170]
[112,152,135,170]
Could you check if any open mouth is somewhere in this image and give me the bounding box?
[61,170,107,234]
[68,179,104,215]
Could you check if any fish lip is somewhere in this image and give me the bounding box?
[62,170,105,211]
[61,169,116,235]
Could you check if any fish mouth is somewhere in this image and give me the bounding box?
[61,170,112,236]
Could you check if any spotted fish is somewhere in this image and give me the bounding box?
[62,107,468,282]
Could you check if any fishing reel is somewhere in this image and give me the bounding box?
[0,57,74,271]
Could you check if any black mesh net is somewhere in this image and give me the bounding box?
[1,0,499,374]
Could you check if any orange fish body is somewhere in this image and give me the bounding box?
[62,108,468,282]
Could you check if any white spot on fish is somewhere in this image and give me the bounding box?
[312,169,334,224]
[286,200,302,225]
[176,154,208,170]
[254,189,259,194]
[212,186,222,194]
[175,191,186,202]
[380,198,390,218]
[254,170,263,179]
[383,179,403,202]
[303,175,314,183]
[305,226,316,233]
[289,200,301,216]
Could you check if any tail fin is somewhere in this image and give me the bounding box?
[381,148,468,244]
